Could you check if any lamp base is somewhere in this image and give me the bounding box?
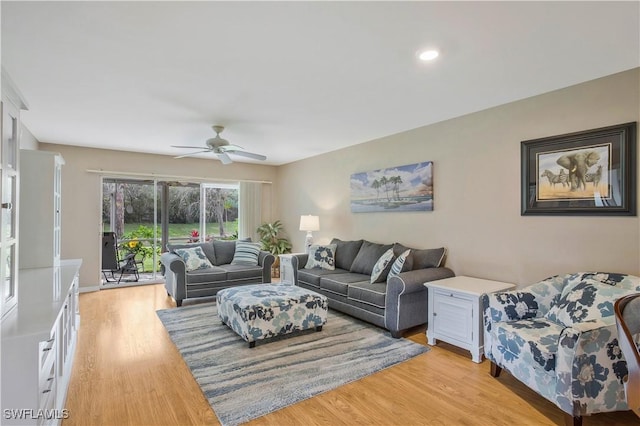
[304,232,314,251]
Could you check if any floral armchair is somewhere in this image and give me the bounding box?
[482,272,640,426]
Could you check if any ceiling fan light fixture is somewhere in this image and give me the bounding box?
[173,124,266,165]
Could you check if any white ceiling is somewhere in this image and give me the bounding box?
[2,1,639,166]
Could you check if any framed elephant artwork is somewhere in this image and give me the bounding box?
[521,122,636,215]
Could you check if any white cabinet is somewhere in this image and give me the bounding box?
[1,260,81,425]
[19,150,64,269]
[1,69,28,321]
[426,276,515,363]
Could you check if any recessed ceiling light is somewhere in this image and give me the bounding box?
[418,49,439,61]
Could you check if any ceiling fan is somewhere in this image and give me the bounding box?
[172,125,267,164]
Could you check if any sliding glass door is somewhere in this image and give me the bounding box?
[101,178,238,286]
[102,178,159,283]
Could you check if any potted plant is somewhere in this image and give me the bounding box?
[256,220,292,278]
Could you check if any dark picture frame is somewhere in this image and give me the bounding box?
[521,122,636,216]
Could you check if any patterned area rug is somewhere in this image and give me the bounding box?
[157,302,429,426]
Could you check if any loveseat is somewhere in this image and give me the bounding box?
[291,238,455,337]
[482,272,640,425]
[161,239,274,306]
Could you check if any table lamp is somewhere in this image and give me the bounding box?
[299,215,320,250]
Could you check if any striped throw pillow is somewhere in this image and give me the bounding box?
[231,241,262,266]
[388,249,411,279]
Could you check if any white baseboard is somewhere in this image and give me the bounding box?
[79,285,101,293]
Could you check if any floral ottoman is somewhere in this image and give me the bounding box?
[216,284,328,347]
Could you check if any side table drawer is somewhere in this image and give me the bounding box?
[432,290,473,345]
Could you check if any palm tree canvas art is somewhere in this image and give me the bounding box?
[350,162,433,213]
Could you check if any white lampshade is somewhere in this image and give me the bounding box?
[299,215,320,232]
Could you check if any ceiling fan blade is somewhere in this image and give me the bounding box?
[223,144,245,151]
[174,150,211,159]
[217,152,233,165]
[226,150,267,161]
[171,145,207,149]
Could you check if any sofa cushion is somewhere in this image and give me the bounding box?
[410,247,446,270]
[320,273,370,296]
[350,241,393,275]
[330,238,364,270]
[168,241,216,265]
[231,241,261,266]
[213,240,237,265]
[348,282,386,309]
[305,244,337,270]
[217,264,264,281]
[491,318,563,374]
[370,248,395,283]
[185,266,228,284]
[173,246,215,272]
[388,249,412,279]
[297,268,345,287]
[545,278,638,327]
[212,238,251,265]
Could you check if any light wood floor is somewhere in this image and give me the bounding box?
[63,284,638,426]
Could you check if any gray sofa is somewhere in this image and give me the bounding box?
[292,238,454,337]
[161,239,274,306]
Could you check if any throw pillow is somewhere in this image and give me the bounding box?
[545,278,638,326]
[174,246,215,272]
[168,242,216,265]
[330,238,364,270]
[388,249,412,279]
[411,247,446,270]
[231,241,262,266]
[305,244,337,270]
[350,241,394,275]
[370,248,395,284]
[213,238,251,265]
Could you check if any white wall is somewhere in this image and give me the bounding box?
[277,68,640,286]
[37,144,278,290]
[20,125,38,150]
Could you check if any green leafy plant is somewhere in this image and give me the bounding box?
[121,225,158,267]
[256,220,292,256]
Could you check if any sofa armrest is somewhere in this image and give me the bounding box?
[161,252,186,275]
[384,267,454,337]
[482,290,541,325]
[160,252,186,305]
[258,251,275,283]
[388,267,455,296]
[290,253,309,270]
[290,254,309,285]
[555,322,627,415]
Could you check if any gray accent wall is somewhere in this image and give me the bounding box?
[276,68,640,286]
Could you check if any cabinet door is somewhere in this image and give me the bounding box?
[1,100,19,320]
[433,292,473,345]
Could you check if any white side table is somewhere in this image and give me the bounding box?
[425,276,515,363]
[278,253,305,285]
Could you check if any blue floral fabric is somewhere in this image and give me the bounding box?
[304,244,337,270]
[216,284,328,344]
[546,278,638,327]
[482,272,640,418]
[173,246,215,272]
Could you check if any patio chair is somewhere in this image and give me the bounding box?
[614,293,640,418]
[102,232,140,284]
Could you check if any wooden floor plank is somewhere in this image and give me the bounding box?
[63,284,638,425]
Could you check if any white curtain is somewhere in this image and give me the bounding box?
[238,182,262,242]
